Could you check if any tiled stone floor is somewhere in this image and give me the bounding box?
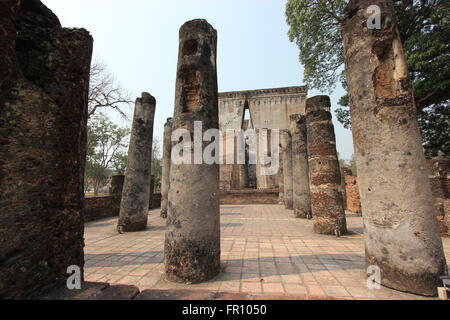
[84,205,450,300]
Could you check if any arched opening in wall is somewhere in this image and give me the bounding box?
[241,100,253,130]
[241,101,257,189]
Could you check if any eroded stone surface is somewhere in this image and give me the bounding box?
[342,0,447,296]
[118,93,156,232]
[0,0,93,299]
[306,96,347,235]
[160,118,173,218]
[165,19,220,283]
[280,130,293,209]
[290,114,311,218]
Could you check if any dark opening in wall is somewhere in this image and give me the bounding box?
[182,39,198,57]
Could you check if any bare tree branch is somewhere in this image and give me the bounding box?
[88,58,133,120]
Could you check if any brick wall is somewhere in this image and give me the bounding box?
[85,193,161,222]
[427,159,450,237]
[220,189,279,205]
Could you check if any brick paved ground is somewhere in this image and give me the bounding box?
[84,205,450,300]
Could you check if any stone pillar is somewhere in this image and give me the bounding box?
[149,174,155,209]
[342,0,447,296]
[109,175,125,195]
[278,140,285,204]
[165,19,220,283]
[280,130,293,209]
[306,96,347,235]
[0,0,93,299]
[118,93,156,232]
[238,165,248,189]
[160,118,173,218]
[340,168,351,211]
[290,114,312,218]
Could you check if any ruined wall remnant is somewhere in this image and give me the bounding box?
[0,0,93,299]
[427,159,450,237]
[220,189,279,205]
[342,0,447,296]
[219,87,307,131]
[218,86,307,191]
[160,118,173,218]
[118,93,156,232]
[290,114,311,218]
[165,19,220,283]
[306,96,347,235]
[280,130,293,209]
[84,195,121,222]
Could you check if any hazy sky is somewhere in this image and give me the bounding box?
[42,0,354,160]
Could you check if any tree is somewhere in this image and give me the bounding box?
[151,137,163,192]
[417,104,450,157]
[86,113,130,195]
[286,0,450,156]
[88,58,133,120]
[111,153,128,175]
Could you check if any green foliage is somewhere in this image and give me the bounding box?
[85,113,130,194]
[347,154,357,176]
[111,153,128,175]
[338,152,357,176]
[418,104,450,157]
[398,0,450,109]
[286,0,450,156]
[286,0,347,92]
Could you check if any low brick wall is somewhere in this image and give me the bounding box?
[84,195,121,222]
[220,189,279,205]
[85,193,161,222]
[150,193,161,209]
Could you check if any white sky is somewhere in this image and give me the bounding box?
[41,0,354,160]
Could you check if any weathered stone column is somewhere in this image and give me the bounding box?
[165,19,220,283]
[0,0,93,299]
[149,174,155,209]
[118,93,156,232]
[278,141,285,204]
[109,175,125,195]
[306,96,347,235]
[290,114,312,218]
[160,118,173,218]
[238,165,248,189]
[342,0,447,295]
[280,130,293,209]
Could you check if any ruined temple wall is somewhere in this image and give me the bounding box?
[427,159,450,236]
[218,86,307,190]
[219,87,307,130]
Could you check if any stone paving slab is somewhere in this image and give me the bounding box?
[88,284,140,300]
[84,205,450,300]
[42,282,109,300]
